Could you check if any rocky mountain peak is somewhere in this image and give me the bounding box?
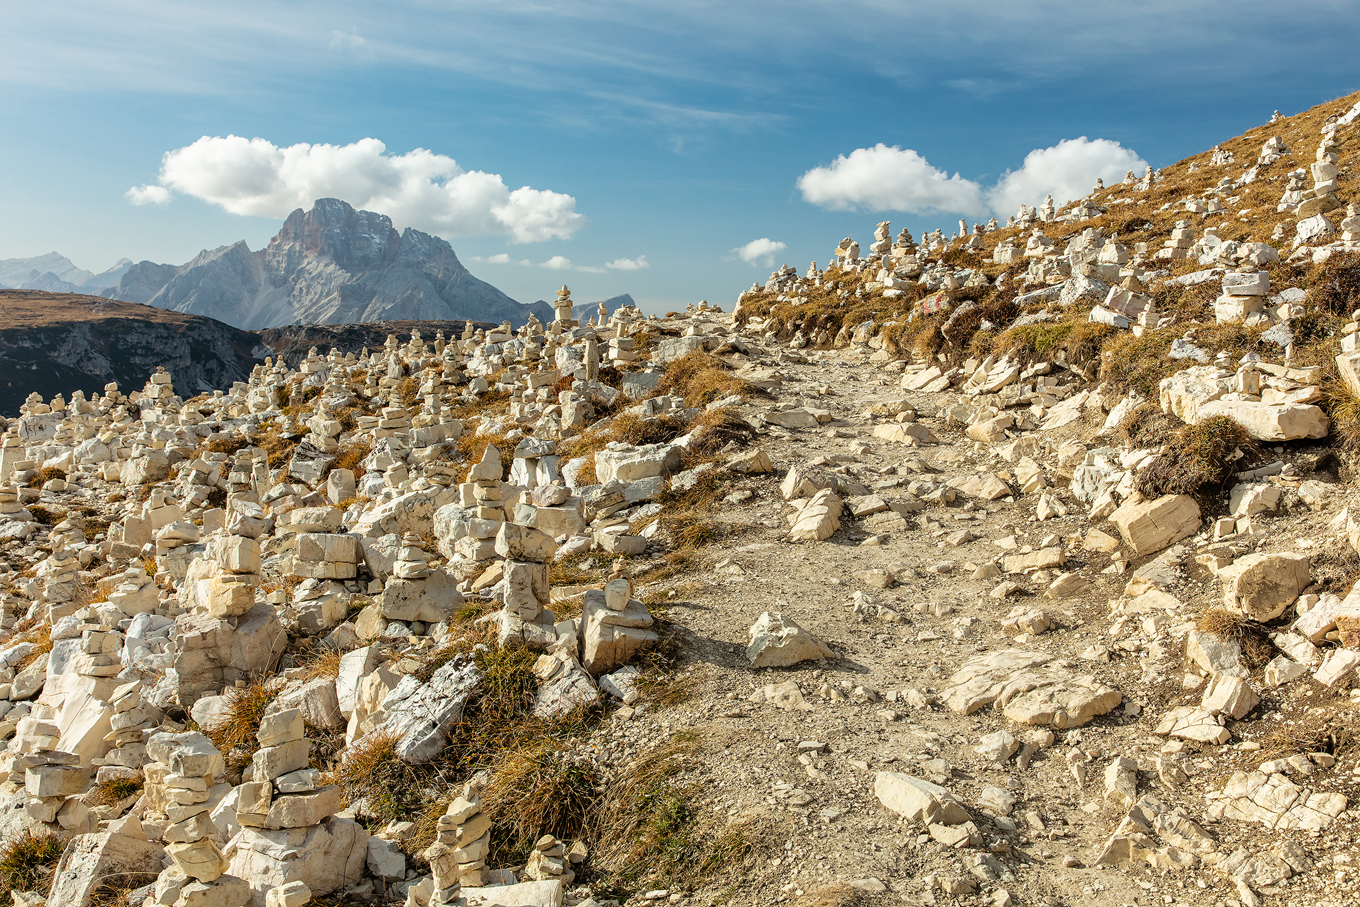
[102,199,550,330]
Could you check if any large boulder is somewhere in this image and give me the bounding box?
[359,656,480,763]
[746,612,834,668]
[1219,552,1311,621]
[228,816,369,907]
[46,824,164,907]
[1193,400,1329,441]
[1109,494,1200,556]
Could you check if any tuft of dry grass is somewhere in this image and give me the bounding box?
[330,441,371,477]
[1136,415,1256,503]
[1118,401,1182,448]
[25,466,66,488]
[330,730,429,826]
[683,408,757,462]
[1196,608,1276,665]
[14,622,53,672]
[205,678,277,773]
[482,745,602,864]
[659,351,764,408]
[0,830,65,896]
[298,647,344,682]
[87,776,145,808]
[608,412,687,447]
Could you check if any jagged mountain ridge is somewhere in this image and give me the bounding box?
[103,198,552,330]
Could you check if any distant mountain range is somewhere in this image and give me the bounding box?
[4,199,565,330]
[0,253,133,295]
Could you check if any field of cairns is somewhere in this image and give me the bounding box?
[11,89,1360,907]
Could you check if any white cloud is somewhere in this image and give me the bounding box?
[605,255,649,271]
[798,144,989,217]
[125,184,171,206]
[329,29,368,52]
[131,135,586,243]
[472,253,531,266]
[986,137,1148,216]
[733,237,786,267]
[798,137,1148,221]
[540,255,574,270]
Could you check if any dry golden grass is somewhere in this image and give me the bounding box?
[205,677,277,773]
[659,351,764,408]
[330,730,429,826]
[25,466,66,488]
[330,441,371,476]
[0,829,65,896]
[1118,401,1183,448]
[1196,608,1276,665]
[298,647,344,682]
[1136,415,1257,503]
[482,744,601,863]
[87,776,144,807]
[14,621,53,671]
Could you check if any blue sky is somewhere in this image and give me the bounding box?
[2,1,1359,313]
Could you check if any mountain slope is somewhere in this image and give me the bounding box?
[107,198,551,330]
[0,290,262,416]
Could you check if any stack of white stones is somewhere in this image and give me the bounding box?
[1298,132,1344,219]
[455,445,506,562]
[143,731,239,900]
[869,220,892,262]
[580,572,659,675]
[38,539,81,622]
[1156,220,1196,260]
[108,563,158,615]
[422,781,491,904]
[98,679,154,777]
[72,606,124,681]
[143,367,178,404]
[1214,272,1271,325]
[608,323,637,366]
[231,708,367,900]
[288,506,359,580]
[236,708,339,833]
[1341,204,1360,245]
[553,285,576,327]
[393,532,432,580]
[22,738,93,831]
[375,404,412,441]
[493,519,558,648]
[0,435,25,484]
[524,834,573,885]
[1259,136,1288,165]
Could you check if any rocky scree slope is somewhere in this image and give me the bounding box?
[104,198,551,331]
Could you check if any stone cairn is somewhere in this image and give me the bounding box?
[231,707,355,899]
[1156,220,1196,261]
[422,776,491,905]
[98,679,155,783]
[144,731,245,906]
[19,716,92,832]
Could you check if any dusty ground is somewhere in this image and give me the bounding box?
[595,333,1360,907]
